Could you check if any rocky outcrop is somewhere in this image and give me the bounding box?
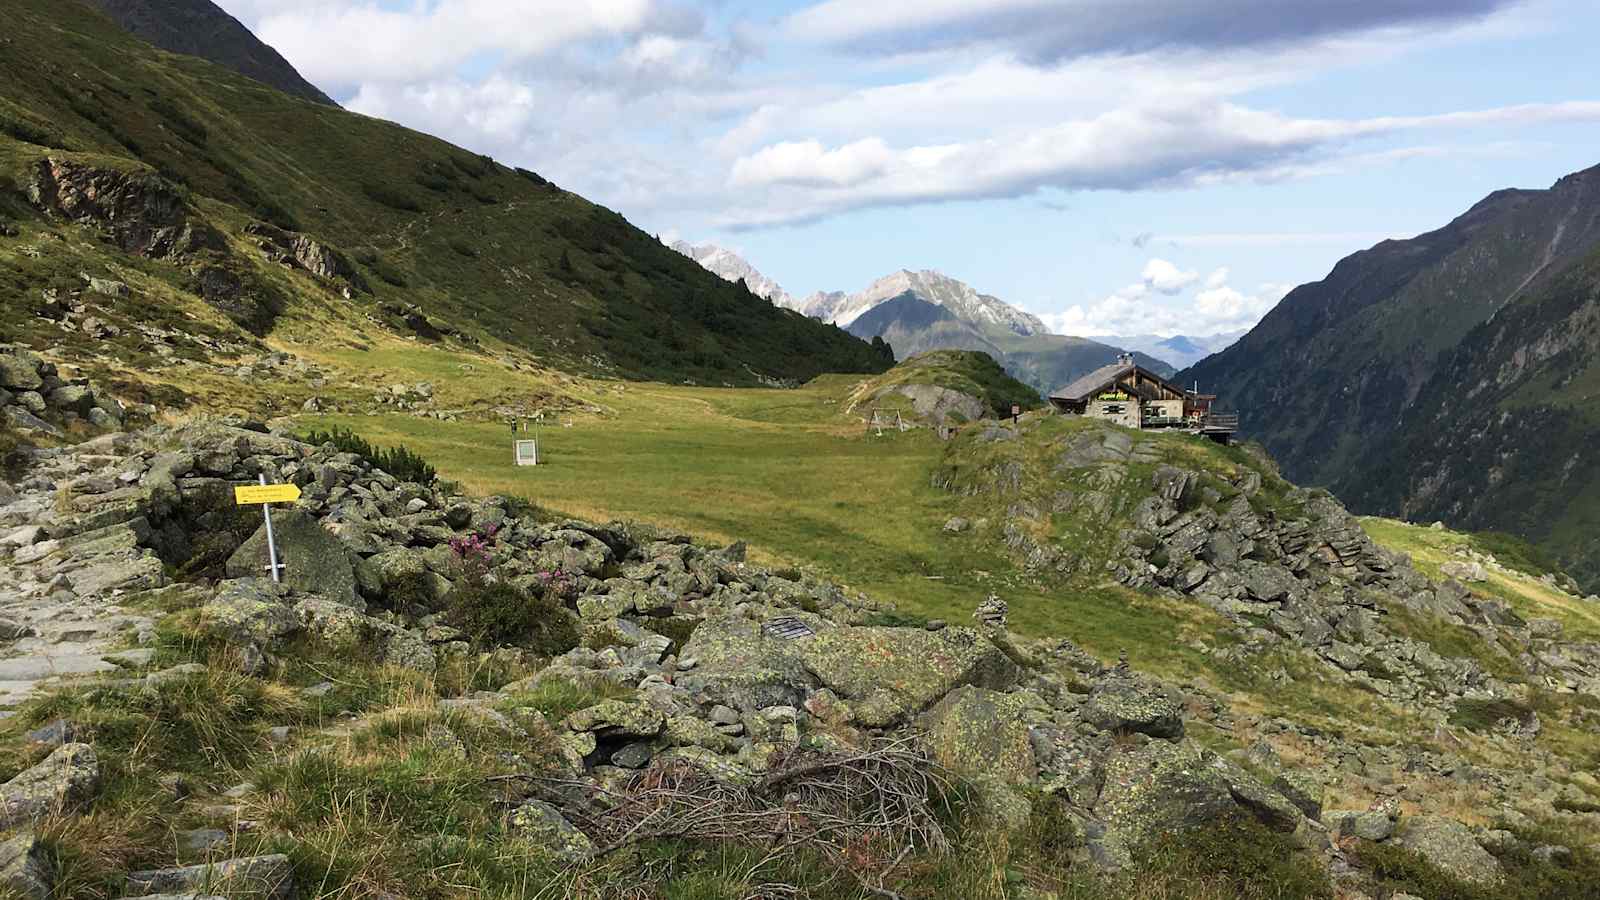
[0,344,126,435]
[244,223,368,296]
[27,158,222,261]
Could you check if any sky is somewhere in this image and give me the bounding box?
[217,0,1600,339]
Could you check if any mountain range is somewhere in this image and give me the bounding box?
[670,243,1178,394]
[1182,162,1600,589]
[1104,331,1246,371]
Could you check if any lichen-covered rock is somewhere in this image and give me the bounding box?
[293,598,435,672]
[198,579,298,647]
[1090,740,1236,868]
[0,833,51,900]
[0,743,100,829]
[1271,771,1324,821]
[1333,809,1395,842]
[801,626,1020,725]
[509,800,593,861]
[123,854,295,900]
[919,686,1037,785]
[564,700,665,739]
[226,510,358,605]
[1394,816,1502,885]
[1080,676,1183,739]
[677,613,818,710]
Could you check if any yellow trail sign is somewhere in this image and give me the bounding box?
[234,483,302,505]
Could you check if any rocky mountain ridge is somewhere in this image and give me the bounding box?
[84,0,338,107]
[668,240,793,307]
[1180,161,1600,591]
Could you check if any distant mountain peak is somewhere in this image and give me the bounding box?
[86,0,338,107]
[670,240,794,308]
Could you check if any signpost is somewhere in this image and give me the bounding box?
[234,475,301,583]
[514,439,539,466]
[1011,404,1021,424]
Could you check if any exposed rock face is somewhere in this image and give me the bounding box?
[244,223,368,295]
[0,833,52,900]
[1394,816,1503,885]
[884,384,986,424]
[28,159,223,260]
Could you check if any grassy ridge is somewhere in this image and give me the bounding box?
[0,0,888,388]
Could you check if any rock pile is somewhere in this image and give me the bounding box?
[0,419,1591,892]
[0,344,126,436]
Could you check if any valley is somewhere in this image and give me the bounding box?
[0,0,1598,898]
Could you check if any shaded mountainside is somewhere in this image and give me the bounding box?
[1345,239,1600,590]
[846,294,1175,399]
[85,0,338,107]
[0,0,888,398]
[1180,163,1600,587]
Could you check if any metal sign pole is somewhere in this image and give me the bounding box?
[258,474,282,583]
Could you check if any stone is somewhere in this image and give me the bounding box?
[800,626,1020,726]
[0,833,51,900]
[1271,771,1324,820]
[1335,810,1396,842]
[509,800,593,861]
[610,743,654,769]
[1394,816,1501,885]
[123,854,295,900]
[564,700,665,738]
[1090,740,1237,868]
[919,686,1037,785]
[179,827,230,853]
[23,719,81,749]
[0,351,43,391]
[199,579,298,648]
[293,598,435,672]
[1440,560,1488,583]
[1081,677,1183,739]
[226,510,358,605]
[0,743,100,829]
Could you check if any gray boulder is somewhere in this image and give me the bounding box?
[123,854,295,900]
[1394,816,1502,885]
[0,833,51,900]
[199,579,298,648]
[226,510,358,605]
[1081,676,1183,739]
[0,743,100,829]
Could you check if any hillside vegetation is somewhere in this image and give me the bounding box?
[0,0,889,402]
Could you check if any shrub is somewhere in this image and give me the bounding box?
[1134,816,1332,899]
[362,182,423,213]
[147,96,207,146]
[445,581,577,654]
[415,172,454,193]
[301,426,437,484]
[447,238,478,259]
[515,167,547,186]
[1448,697,1534,732]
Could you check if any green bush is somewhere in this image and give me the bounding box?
[445,581,577,654]
[301,426,437,484]
[447,238,478,259]
[1134,816,1333,899]
[362,182,423,213]
[1448,697,1534,732]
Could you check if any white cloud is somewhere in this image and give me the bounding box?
[1142,259,1199,294]
[247,0,679,88]
[717,100,1600,228]
[1040,264,1290,338]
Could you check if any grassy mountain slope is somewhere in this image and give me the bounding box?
[843,349,1045,421]
[1179,163,1600,586]
[85,0,338,106]
[847,293,1176,397]
[0,0,889,398]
